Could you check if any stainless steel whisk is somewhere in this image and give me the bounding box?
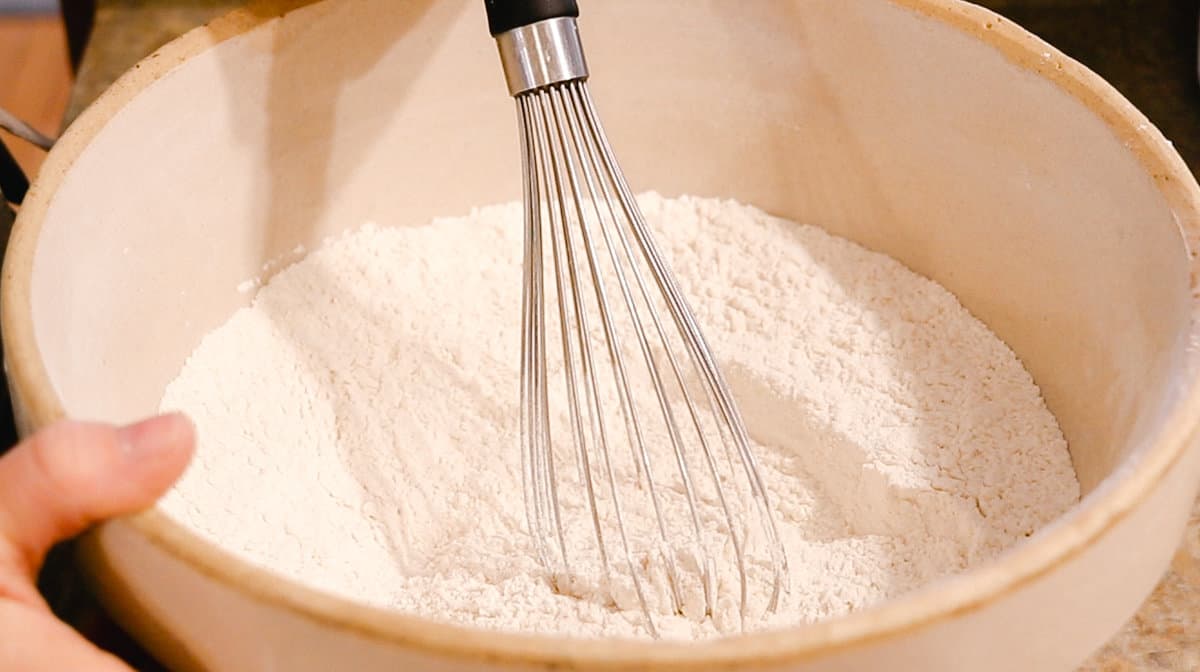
[485,0,788,636]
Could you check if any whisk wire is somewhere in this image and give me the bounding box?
[559,82,727,618]
[524,94,578,577]
[493,6,789,635]
[578,88,791,611]
[552,83,699,618]
[518,96,551,573]
[539,87,665,634]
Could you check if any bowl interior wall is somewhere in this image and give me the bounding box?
[28,0,1193,496]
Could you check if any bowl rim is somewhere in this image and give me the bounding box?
[4,0,1200,668]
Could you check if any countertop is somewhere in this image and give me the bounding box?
[47,1,1200,670]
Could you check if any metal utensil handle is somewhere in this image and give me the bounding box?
[0,106,55,151]
[0,105,57,206]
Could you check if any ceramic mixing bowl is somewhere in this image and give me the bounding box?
[4,1,1200,670]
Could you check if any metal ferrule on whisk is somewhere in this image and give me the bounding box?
[495,17,589,96]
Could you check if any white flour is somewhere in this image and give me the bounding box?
[159,193,1080,640]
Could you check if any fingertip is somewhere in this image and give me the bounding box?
[120,412,196,455]
[118,413,196,487]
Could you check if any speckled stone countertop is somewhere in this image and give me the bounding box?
[54,1,1200,670]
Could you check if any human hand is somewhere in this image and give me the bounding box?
[0,414,195,670]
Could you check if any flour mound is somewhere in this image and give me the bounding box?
[160,193,1079,640]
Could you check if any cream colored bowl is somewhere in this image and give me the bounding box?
[4,0,1200,670]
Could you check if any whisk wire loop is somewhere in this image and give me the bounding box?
[516,79,789,634]
[495,7,788,636]
[577,89,792,613]
[527,87,660,634]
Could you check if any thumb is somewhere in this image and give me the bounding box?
[0,414,195,582]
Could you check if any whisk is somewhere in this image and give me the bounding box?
[485,0,788,636]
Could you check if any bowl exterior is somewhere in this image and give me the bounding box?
[53,436,1198,672]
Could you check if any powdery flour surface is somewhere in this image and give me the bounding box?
[160,194,1080,640]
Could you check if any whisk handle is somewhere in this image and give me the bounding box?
[485,0,579,36]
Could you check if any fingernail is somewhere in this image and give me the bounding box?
[119,413,193,460]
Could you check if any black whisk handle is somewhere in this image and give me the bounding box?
[485,0,579,37]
